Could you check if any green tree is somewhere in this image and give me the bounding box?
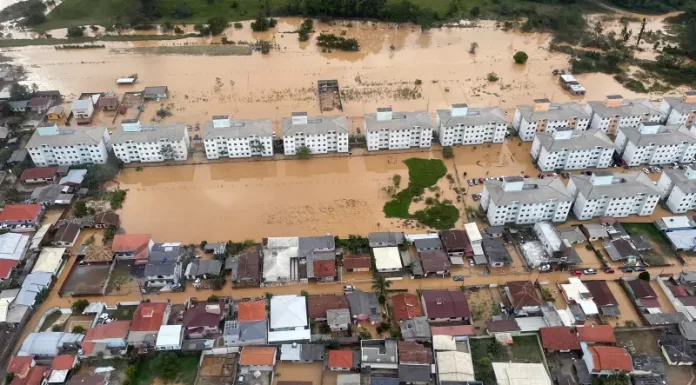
[73,201,88,218]
[372,275,391,298]
[152,352,180,381]
[301,290,309,297]
[211,276,225,290]
[6,373,15,385]
[513,51,529,64]
[638,271,650,281]
[469,6,480,17]
[487,72,499,82]
[442,146,454,159]
[67,26,84,38]
[296,146,311,159]
[200,240,208,249]
[72,325,86,334]
[207,295,219,302]
[392,174,402,188]
[71,299,90,314]
[207,17,228,35]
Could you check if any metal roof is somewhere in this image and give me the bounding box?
[535,129,613,152]
[570,171,660,200]
[483,177,573,206]
[282,114,349,135]
[203,118,273,139]
[365,111,432,132]
[436,106,507,127]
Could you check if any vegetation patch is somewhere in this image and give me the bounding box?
[470,335,543,385]
[118,44,252,56]
[130,353,199,385]
[317,33,359,51]
[622,223,672,266]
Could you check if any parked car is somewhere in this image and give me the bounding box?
[479,178,485,183]
[583,268,597,275]
[453,275,464,281]
[603,268,615,274]
[621,267,634,273]
[643,168,651,174]
[571,270,583,276]
[634,266,646,272]
[468,179,474,186]
[343,285,355,292]
[561,172,570,179]
[474,179,479,185]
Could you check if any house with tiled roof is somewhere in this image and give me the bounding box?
[81,320,131,357]
[398,341,432,384]
[19,167,58,184]
[224,300,267,346]
[391,293,423,321]
[0,204,44,229]
[540,327,580,352]
[127,302,170,348]
[48,354,79,384]
[584,280,620,317]
[240,346,276,372]
[184,302,225,339]
[582,344,633,375]
[10,365,50,385]
[307,295,349,321]
[505,281,542,315]
[328,350,355,371]
[421,290,470,323]
[112,234,154,265]
[312,259,336,282]
[342,254,371,272]
[659,334,695,365]
[577,325,616,345]
[8,356,35,378]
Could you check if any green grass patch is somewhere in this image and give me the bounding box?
[0,33,197,48]
[131,353,199,385]
[110,305,137,320]
[470,335,543,385]
[622,222,672,265]
[39,311,63,332]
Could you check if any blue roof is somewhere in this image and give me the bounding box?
[371,378,399,385]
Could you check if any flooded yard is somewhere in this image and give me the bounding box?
[605,280,643,327]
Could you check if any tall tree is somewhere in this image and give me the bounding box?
[635,17,646,46]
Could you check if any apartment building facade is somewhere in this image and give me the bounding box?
[203,116,274,159]
[614,123,696,167]
[660,91,696,126]
[480,176,574,226]
[512,99,590,142]
[282,112,349,156]
[531,128,614,172]
[27,123,110,167]
[436,103,508,146]
[657,166,696,214]
[567,171,661,220]
[585,95,666,134]
[111,120,190,163]
[364,108,432,151]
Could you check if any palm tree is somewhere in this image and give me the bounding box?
[372,275,392,298]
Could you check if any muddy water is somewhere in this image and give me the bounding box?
[6,18,654,128]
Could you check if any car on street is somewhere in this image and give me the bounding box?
[343,285,355,292]
[621,267,634,273]
[474,179,479,185]
[634,266,646,272]
[479,178,485,183]
[582,268,597,275]
[643,168,651,174]
[603,268,615,274]
[468,179,473,186]
[570,270,583,276]
[453,275,464,281]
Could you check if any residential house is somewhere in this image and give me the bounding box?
[282,112,349,155]
[328,350,355,371]
[397,341,432,384]
[46,106,65,121]
[327,308,351,331]
[584,280,621,317]
[70,99,94,124]
[97,92,119,111]
[437,103,508,146]
[413,237,443,253]
[439,230,472,265]
[627,279,661,312]
[481,238,511,268]
[50,223,80,247]
[184,302,225,338]
[268,295,311,343]
[127,302,171,348]
[80,320,131,357]
[0,259,18,282]
[368,232,404,247]
[18,332,84,357]
[581,344,633,375]
[614,123,696,166]
[655,216,696,232]
[560,278,599,319]
[580,223,609,241]
[224,300,267,346]
[347,290,382,324]
[279,343,325,363]
[361,339,398,370]
[19,167,58,184]
[32,247,66,276]
[436,350,475,383]
[59,169,87,189]
[144,86,168,100]
[342,254,371,272]
[313,259,336,282]
[7,357,49,385]
[492,363,551,385]
[373,247,403,273]
[532,128,615,172]
[240,346,276,372]
[577,325,616,345]
[391,293,423,321]
[203,242,226,256]
[659,334,695,365]
[228,249,261,287]
[585,95,666,134]
[603,238,639,264]
[111,234,154,265]
[657,165,696,214]
[505,281,542,316]
[30,184,73,207]
[481,176,573,226]
[0,204,44,230]
[307,295,349,321]
[49,354,78,384]
[93,212,120,229]
[464,223,484,260]
[660,91,696,125]
[418,250,451,277]
[111,120,189,163]
[0,232,30,261]
[203,116,274,159]
[420,290,470,323]
[143,243,182,289]
[558,226,587,244]
[9,101,28,113]
[365,108,433,150]
[399,317,431,342]
[513,99,590,141]
[27,124,110,167]
[155,325,183,351]
[540,326,581,352]
[27,97,52,114]
[184,259,222,280]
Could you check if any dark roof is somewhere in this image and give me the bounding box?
[421,290,470,319]
[397,341,432,364]
[414,238,443,250]
[398,365,431,384]
[632,376,666,385]
[51,223,80,244]
[485,319,521,333]
[184,302,223,329]
[93,211,120,227]
[343,254,371,269]
[630,234,651,251]
[631,355,665,375]
[299,344,325,361]
[440,230,472,252]
[419,250,450,273]
[584,280,618,307]
[659,334,695,363]
[628,279,657,299]
[35,91,61,98]
[313,259,336,278]
[482,238,510,264]
[371,378,399,385]
[540,327,580,351]
[507,281,542,309]
[231,249,260,282]
[307,295,349,319]
[20,167,58,181]
[680,296,696,306]
[347,291,381,322]
[644,312,687,325]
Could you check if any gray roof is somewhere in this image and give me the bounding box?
[203,118,273,139]
[327,308,351,327]
[144,86,168,96]
[31,184,63,203]
[680,321,696,341]
[483,177,573,206]
[71,99,92,110]
[587,98,663,118]
[481,238,510,264]
[9,100,29,109]
[204,242,226,254]
[8,149,27,163]
[300,344,325,361]
[19,332,84,356]
[436,106,507,127]
[644,313,687,325]
[59,169,87,186]
[17,272,52,306]
[337,374,361,385]
[619,124,696,147]
[664,168,696,194]
[27,126,107,148]
[361,339,398,365]
[399,316,431,340]
[664,95,696,114]
[398,364,431,383]
[110,122,186,144]
[557,226,586,243]
[347,290,381,323]
[369,232,403,245]
[365,111,432,132]
[581,223,609,239]
[631,355,665,375]
[149,243,180,262]
[659,334,695,362]
[282,115,349,135]
[414,238,443,250]
[516,102,589,122]
[570,172,660,199]
[541,305,563,327]
[298,236,335,255]
[536,129,613,152]
[186,259,222,277]
[240,320,267,341]
[144,260,178,276]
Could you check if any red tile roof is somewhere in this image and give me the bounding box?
[392,293,423,321]
[19,167,58,181]
[112,234,151,261]
[184,303,223,328]
[419,250,451,273]
[577,325,616,344]
[0,204,42,222]
[398,341,432,364]
[507,281,542,309]
[11,366,49,385]
[51,354,76,370]
[421,290,470,319]
[84,320,131,341]
[328,350,353,369]
[588,346,633,372]
[641,298,661,309]
[240,346,276,366]
[0,259,19,279]
[307,295,349,319]
[430,325,476,337]
[237,301,266,322]
[131,302,168,332]
[8,356,33,377]
[343,254,371,270]
[313,259,336,279]
[540,327,580,351]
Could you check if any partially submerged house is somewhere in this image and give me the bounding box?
[584,280,621,317]
[361,339,398,370]
[228,249,261,287]
[342,254,371,272]
[392,293,423,321]
[184,302,225,339]
[307,295,350,321]
[224,300,267,346]
[397,341,432,384]
[127,302,170,348]
[347,290,382,324]
[81,320,131,358]
[369,232,404,248]
[268,295,310,343]
[112,234,154,265]
[505,281,542,316]
[420,290,470,323]
[184,259,222,280]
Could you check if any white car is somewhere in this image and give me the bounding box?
[343,285,356,292]
[642,168,651,174]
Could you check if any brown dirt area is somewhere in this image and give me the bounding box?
[274,362,324,385]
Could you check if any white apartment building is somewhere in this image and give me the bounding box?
[111,120,189,163]
[512,99,590,142]
[614,123,696,167]
[364,108,432,150]
[567,171,661,220]
[436,103,508,146]
[660,91,696,126]
[531,128,614,172]
[203,115,274,159]
[26,123,110,167]
[282,112,349,156]
[480,176,574,226]
[585,95,666,134]
[657,165,696,214]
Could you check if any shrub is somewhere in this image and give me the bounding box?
[487,72,499,82]
[67,26,84,38]
[470,6,480,17]
[171,2,193,18]
[414,79,422,85]
[442,146,454,159]
[296,145,311,159]
[316,33,359,51]
[152,353,180,381]
[72,325,86,334]
[174,26,184,34]
[638,271,651,281]
[513,51,529,64]
[234,22,243,29]
[71,299,89,314]
[207,17,228,35]
[207,295,219,302]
